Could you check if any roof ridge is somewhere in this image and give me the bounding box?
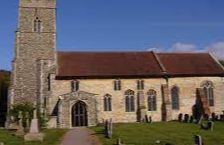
[57,51,154,53]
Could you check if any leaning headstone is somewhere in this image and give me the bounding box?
[184,114,189,123]
[194,135,203,145]
[208,121,214,131]
[15,111,25,136]
[178,113,183,122]
[117,138,122,145]
[197,116,203,124]
[24,109,44,141]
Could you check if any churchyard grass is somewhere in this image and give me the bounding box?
[0,129,67,145]
[91,121,224,145]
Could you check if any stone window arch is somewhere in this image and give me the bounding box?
[201,81,214,106]
[34,17,42,32]
[171,86,180,110]
[147,89,157,111]
[125,89,135,112]
[104,94,112,111]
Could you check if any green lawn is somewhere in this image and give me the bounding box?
[91,121,224,145]
[0,129,68,145]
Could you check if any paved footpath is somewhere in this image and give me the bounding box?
[60,127,101,145]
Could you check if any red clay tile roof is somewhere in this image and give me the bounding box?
[56,51,224,79]
[157,53,224,77]
[57,51,164,78]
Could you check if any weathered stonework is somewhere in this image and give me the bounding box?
[47,77,224,128]
[9,0,224,129]
[58,91,97,128]
[10,0,56,104]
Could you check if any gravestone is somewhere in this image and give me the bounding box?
[208,121,214,131]
[201,121,214,131]
[211,113,216,121]
[184,114,189,123]
[194,135,203,145]
[149,116,152,123]
[0,142,4,145]
[220,115,224,121]
[178,113,183,122]
[24,109,44,141]
[116,138,122,145]
[25,112,30,131]
[108,118,113,138]
[145,115,149,123]
[197,116,203,124]
[189,115,194,123]
[104,120,108,137]
[105,119,113,138]
[15,111,25,136]
[203,114,209,121]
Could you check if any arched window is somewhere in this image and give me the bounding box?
[114,79,121,90]
[137,79,144,90]
[147,89,157,111]
[125,90,135,112]
[171,86,179,110]
[104,94,112,111]
[201,81,214,106]
[71,80,79,92]
[34,17,42,32]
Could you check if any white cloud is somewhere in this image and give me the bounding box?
[145,41,224,60]
[170,42,197,52]
[207,42,224,60]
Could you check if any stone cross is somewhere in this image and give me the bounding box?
[24,109,44,141]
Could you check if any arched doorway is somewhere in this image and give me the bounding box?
[72,101,88,127]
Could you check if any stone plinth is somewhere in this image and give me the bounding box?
[24,133,44,142]
[24,117,44,141]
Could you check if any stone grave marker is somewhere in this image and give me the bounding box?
[15,111,25,136]
[184,114,189,123]
[116,138,122,145]
[189,115,194,123]
[178,113,183,122]
[194,135,203,145]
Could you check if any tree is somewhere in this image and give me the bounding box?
[219,60,224,67]
[0,70,10,127]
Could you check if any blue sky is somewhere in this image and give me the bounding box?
[1,0,224,70]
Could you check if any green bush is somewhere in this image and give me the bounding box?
[9,102,34,127]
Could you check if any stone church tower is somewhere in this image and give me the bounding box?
[10,0,56,105]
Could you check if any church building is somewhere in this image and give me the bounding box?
[9,0,224,128]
